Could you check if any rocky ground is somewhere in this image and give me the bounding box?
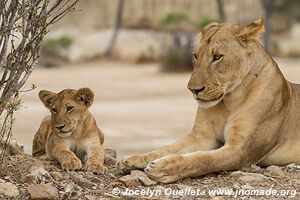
[0,148,299,200]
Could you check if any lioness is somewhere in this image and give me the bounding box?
[117,19,300,183]
[32,88,107,174]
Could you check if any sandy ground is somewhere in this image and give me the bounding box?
[12,58,300,159]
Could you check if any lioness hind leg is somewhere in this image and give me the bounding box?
[116,132,218,174]
[259,140,300,166]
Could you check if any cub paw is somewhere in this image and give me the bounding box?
[60,157,82,171]
[84,161,107,174]
[116,155,148,174]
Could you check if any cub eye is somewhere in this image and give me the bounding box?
[192,52,198,60]
[213,54,223,62]
[51,108,57,114]
[66,106,74,113]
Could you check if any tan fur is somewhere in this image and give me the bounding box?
[32,88,107,174]
[116,19,300,183]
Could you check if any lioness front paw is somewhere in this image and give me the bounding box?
[116,155,148,174]
[84,160,107,174]
[145,154,186,183]
[60,157,82,171]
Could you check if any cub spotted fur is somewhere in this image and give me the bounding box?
[32,88,107,174]
[117,19,300,183]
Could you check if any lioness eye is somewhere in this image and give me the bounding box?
[51,108,57,114]
[213,54,223,61]
[66,106,74,113]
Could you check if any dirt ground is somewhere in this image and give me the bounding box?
[12,58,300,159]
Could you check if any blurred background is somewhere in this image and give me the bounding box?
[13,0,300,158]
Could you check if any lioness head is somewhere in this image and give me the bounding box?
[188,19,264,108]
[39,88,94,137]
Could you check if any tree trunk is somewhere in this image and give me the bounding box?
[261,0,272,53]
[216,0,226,22]
[105,0,125,57]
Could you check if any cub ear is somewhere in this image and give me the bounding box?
[39,90,56,109]
[237,18,264,41]
[75,88,94,108]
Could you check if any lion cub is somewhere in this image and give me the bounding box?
[32,88,107,174]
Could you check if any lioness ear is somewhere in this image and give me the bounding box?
[201,22,219,35]
[39,90,56,109]
[75,88,94,108]
[237,18,264,41]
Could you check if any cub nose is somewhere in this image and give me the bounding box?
[55,124,65,130]
[189,86,205,95]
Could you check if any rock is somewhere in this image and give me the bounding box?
[61,183,82,199]
[49,171,63,181]
[85,194,98,200]
[69,172,94,188]
[250,164,262,173]
[230,170,245,177]
[0,182,19,197]
[264,165,287,178]
[130,170,157,186]
[239,173,269,184]
[24,165,49,184]
[105,155,117,166]
[27,183,58,200]
[119,175,141,187]
[287,163,300,171]
[212,197,224,200]
[241,184,253,190]
[105,149,117,158]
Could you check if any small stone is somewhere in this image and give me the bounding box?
[287,163,300,170]
[239,173,269,184]
[105,155,117,166]
[105,149,117,158]
[230,170,245,177]
[69,172,93,188]
[0,182,19,197]
[27,183,58,200]
[241,184,253,190]
[49,171,63,181]
[85,194,98,200]
[212,197,224,200]
[24,165,49,184]
[130,170,157,186]
[119,175,141,187]
[250,164,262,172]
[264,165,287,178]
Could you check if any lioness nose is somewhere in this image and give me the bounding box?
[55,124,65,130]
[189,86,205,95]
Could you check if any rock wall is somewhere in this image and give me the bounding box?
[52,0,263,31]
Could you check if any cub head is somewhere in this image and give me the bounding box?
[39,88,94,138]
[188,19,265,108]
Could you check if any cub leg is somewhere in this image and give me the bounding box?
[52,142,82,171]
[82,137,107,174]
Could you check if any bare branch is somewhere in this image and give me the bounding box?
[0,0,79,161]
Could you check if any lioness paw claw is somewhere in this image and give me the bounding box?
[144,155,185,183]
[116,155,148,174]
